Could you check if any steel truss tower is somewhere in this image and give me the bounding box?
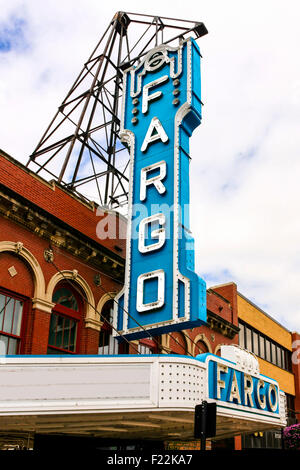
[26,12,208,209]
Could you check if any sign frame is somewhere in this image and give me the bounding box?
[196,352,282,421]
[113,38,207,340]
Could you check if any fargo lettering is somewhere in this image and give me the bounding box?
[114,39,206,340]
[212,361,279,414]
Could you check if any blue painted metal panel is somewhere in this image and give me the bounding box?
[197,353,280,416]
[113,39,206,340]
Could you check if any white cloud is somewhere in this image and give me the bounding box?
[0,0,300,332]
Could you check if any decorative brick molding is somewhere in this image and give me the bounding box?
[0,240,46,300]
[207,310,240,339]
[32,298,55,313]
[192,333,213,355]
[95,292,117,331]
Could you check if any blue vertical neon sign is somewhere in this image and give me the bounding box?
[113,38,206,340]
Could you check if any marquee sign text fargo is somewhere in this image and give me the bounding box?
[114,38,207,340]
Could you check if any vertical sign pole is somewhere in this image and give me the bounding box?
[200,400,207,451]
[195,400,216,448]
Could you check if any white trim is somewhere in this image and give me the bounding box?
[113,86,135,334]
[172,39,194,323]
[138,213,166,254]
[140,117,169,152]
[142,75,169,114]
[136,269,165,312]
[129,43,184,98]
[140,160,167,202]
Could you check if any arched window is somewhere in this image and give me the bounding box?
[99,300,114,354]
[194,340,209,355]
[52,286,79,311]
[48,282,82,355]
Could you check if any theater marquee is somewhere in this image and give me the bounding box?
[0,347,286,440]
[114,38,206,340]
[197,346,281,421]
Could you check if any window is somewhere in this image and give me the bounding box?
[98,299,159,356]
[138,343,153,354]
[238,320,292,371]
[239,323,245,348]
[271,342,277,363]
[246,326,252,351]
[265,339,271,362]
[285,349,292,372]
[48,283,82,355]
[139,336,160,355]
[98,300,119,355]
[52,287,79,311]
[138,338,156,354]
[0,291,25,355]
[99,328,118,355]
[259,335,265,360]
[259,335,266,359]
[286,394,296,424]
[281,348,286,370]
[276,345,282,369]
[48,314,77,353]
[253,331,259,356]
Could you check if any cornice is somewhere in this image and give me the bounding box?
[207,310,240,339]
[0,189,125,283]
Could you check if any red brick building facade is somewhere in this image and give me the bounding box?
[0,150,127,357]
[2,149,299,451]
[292,332,300,423]
[0,149,238,360]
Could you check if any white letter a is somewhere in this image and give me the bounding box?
[141,117,168,152]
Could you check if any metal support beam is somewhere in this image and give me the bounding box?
[26,11,208,209]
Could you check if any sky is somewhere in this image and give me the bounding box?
[1,0,300,332]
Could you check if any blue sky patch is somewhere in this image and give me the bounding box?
[0,16,28,53]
